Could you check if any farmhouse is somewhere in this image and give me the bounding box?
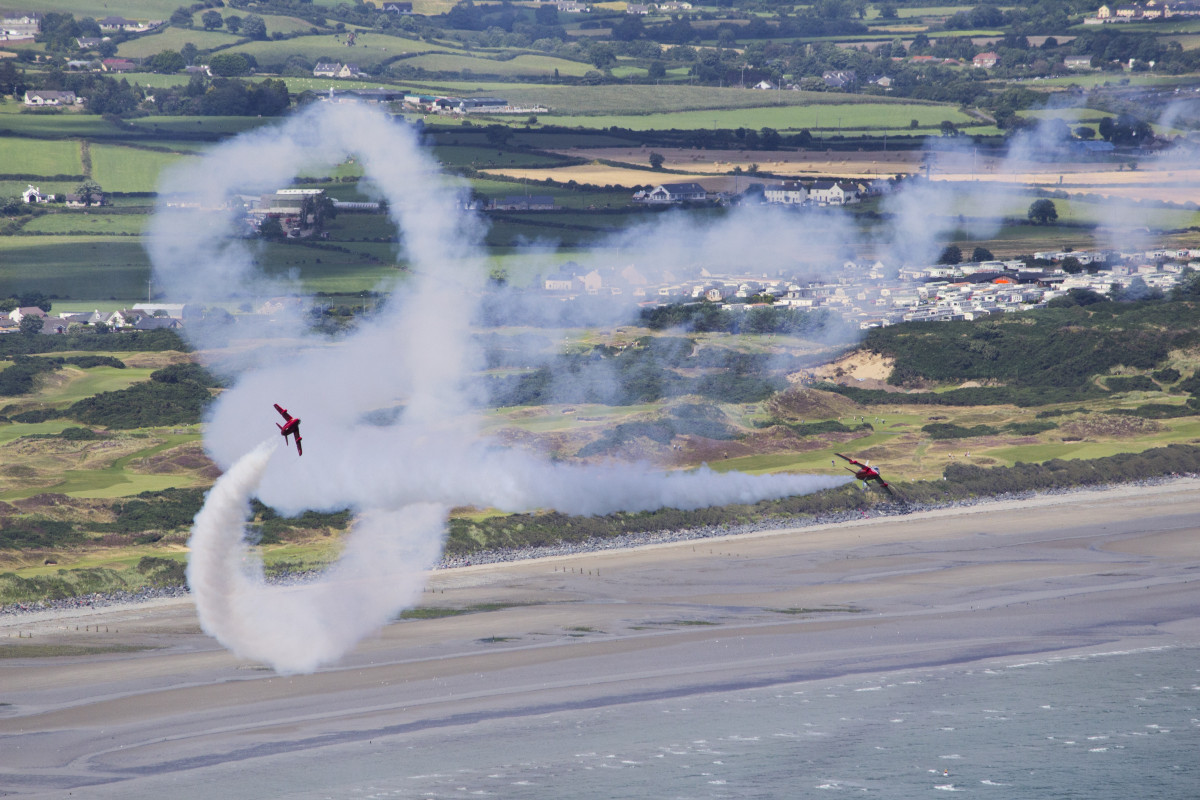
[23,90,78,106]
[491,195,556,211]
[98,16,136,31]
[102,58,136,73]
[555,1,590,11]
[0,15,38,40]
[638,182,708,204]
[626,3,651,13]
[382,2,414,12]
[822,70,856,88]
[808,180,860,205]
[7,307,47,324]
[313,62,340,77]
[763,181,808,205]
[1064,55,1095,69]
[972,52,999,68]
[22,185,51,203]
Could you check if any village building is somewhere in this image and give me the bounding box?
[807,180,860,205]
[972,52,999,69]
[822,70,856,88]
[636,182,708,204]
[102,58,136,73]
[0,15,38,40]
[490,195,556,211]
[22,185,51,203]
[23,90,78,106]
[763,181,808,205]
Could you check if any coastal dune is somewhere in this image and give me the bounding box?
[1,480,1198,797]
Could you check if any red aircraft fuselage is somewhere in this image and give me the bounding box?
[274,403,303,456]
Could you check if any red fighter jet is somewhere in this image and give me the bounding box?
[835,452,896,497]
[274,403,303,456]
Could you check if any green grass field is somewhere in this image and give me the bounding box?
[0,112,129,140]
[225,32,438,66]
[20,212,151,235]
[14,0,182,18]
[0,138,83,177]
[399,52,593,78]
[539,103,978,132]
[89,143,196,193]
[452,84,947,116]
[0,236,150,301]
[116,28,240,58]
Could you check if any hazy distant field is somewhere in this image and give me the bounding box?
[225,33,438,66]
[539,103,978,133]
[454,84,941,116]
[0,137,82,176]
[89,144,196,194]
[0,236,150,301]
[116,28,238,58]
[399,52,593,78]
[14,0,182,18]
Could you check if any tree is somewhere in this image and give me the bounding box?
[484,124,512,146]
[971,246,995,262]
[648,151,665,170]
[208,53,251,77]
[225,15,242,34]
[180,42,198,65]
[75,179,102,207]
[1074,125,1095,140]
[938,244,963,265]
[258,216,285,239]
[19,314,43,336]
[148,49,185,74]
[201,10,223,30]
[241,14,267,41]
[170,6,193,26]
[1027,198,1058,225]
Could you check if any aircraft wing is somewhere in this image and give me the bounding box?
[295,435,303,457]
[274,403,293,422]
[835,452,865,467]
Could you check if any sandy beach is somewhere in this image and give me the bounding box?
[2,480,1199,797]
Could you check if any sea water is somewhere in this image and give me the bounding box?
[236,645,1199,800]
[91,645,1197,799]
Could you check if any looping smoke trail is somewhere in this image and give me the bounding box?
[169,102,854,673]
[186,441,447,674]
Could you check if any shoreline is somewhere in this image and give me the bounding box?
[1,477,1198,796]
[3,474,1194,624]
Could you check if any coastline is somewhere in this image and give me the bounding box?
[1,476,1198,796]
[3,474,1194,623]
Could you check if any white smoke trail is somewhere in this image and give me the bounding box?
[187,441,446,674]
[166,103,855,673]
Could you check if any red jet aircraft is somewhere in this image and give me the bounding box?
[835,452,896,497]
[274,403,303,456]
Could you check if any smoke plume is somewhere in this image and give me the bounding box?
[162,103,851,673]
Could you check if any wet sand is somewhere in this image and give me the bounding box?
[2,480,1199,796]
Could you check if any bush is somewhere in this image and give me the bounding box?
[68,380,212,428]
[1105,375,1159,393]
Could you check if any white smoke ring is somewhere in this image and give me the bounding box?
[162,104,854,673]
[186,441,447,674]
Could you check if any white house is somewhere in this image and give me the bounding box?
[23,90,78,106]
[639,182,708,204]
[763,181,808,205]
[808,180,859,205]
[22,185,51,203]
